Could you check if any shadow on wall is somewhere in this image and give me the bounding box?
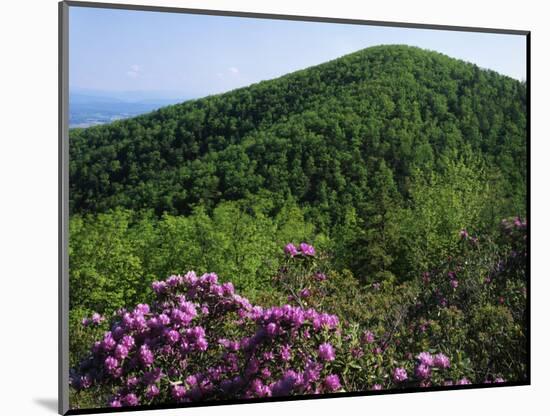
[34,398,58,413]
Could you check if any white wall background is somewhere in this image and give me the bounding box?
[0,0,546,415]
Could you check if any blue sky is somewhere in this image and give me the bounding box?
[69,6,527,101]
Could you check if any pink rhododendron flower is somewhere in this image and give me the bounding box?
[318,342,336,362]
[393,367,408,383]
[299,243,315,256]
[284,243,298,257]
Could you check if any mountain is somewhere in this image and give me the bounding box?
[69,45,526,224]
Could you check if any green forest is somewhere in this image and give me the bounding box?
[69,45,527,408]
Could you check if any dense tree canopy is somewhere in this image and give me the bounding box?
[69,45,526,224]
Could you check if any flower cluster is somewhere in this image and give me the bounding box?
[501,217,527,231]
[284,243,316,257]
[72,264,343,407]
[412,352,451,384]
[81,312,105,327]
[393,367,408,383]
[71,235,520,409]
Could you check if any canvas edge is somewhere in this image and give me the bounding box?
[525,31,531,386]
[63,0,529,35]
[59,1,70,414]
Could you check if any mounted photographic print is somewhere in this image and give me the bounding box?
[59,1,530,414]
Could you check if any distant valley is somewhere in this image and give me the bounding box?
[69,92,187,128]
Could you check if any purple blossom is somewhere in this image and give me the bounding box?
[126,376,139,388]
[433,353,451,369]
[284,243,298,257]
[415,364,431,380]
[200,272,218,285]
[91,312,104,325]
[114,344,129,360]
[165,329,180,344]
[70,268,386,406]
[361,330,375,344]
[77,375,92,389]
[104,356,118,373]
[222,282,235,295]
[171,309,192,326]
[246,358,260,377]
[312,312,339,330]
[123,393,139,406]
[139,345,154,367]
[271,373,297,396]
[323,374,341,392]
[186,375,198,386]
[210,284,224,296]
[142,368,163,385]
[196,337,208,351]
[179,300,198,318]
[121,335,135,349]
[260,367,272,379]
[102,333,116,351]
[371,384,382,391]
[266,322,278,337]
[299,288,311,298]
[299,243,316,256]
[109,399,122,408]
[135,303,150,314]
[393,367,408,383]
[280,344,292,361]
[457,377,472,385]
[171,384,186,400]
[416,352,434,366]
[151,280,167,294]
[314,272,327,282]
[183,270,198,285]
[318,342,336,362]
[304,361,322,383]
[146,384,160,400]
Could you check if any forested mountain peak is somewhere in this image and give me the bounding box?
[70,44,526,231]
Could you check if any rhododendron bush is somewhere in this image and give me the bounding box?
[70,218,526,409]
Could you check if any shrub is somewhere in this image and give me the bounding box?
[71,243,463,409]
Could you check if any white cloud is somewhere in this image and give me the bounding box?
[126,64,142,79]
[214,67,241,81]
